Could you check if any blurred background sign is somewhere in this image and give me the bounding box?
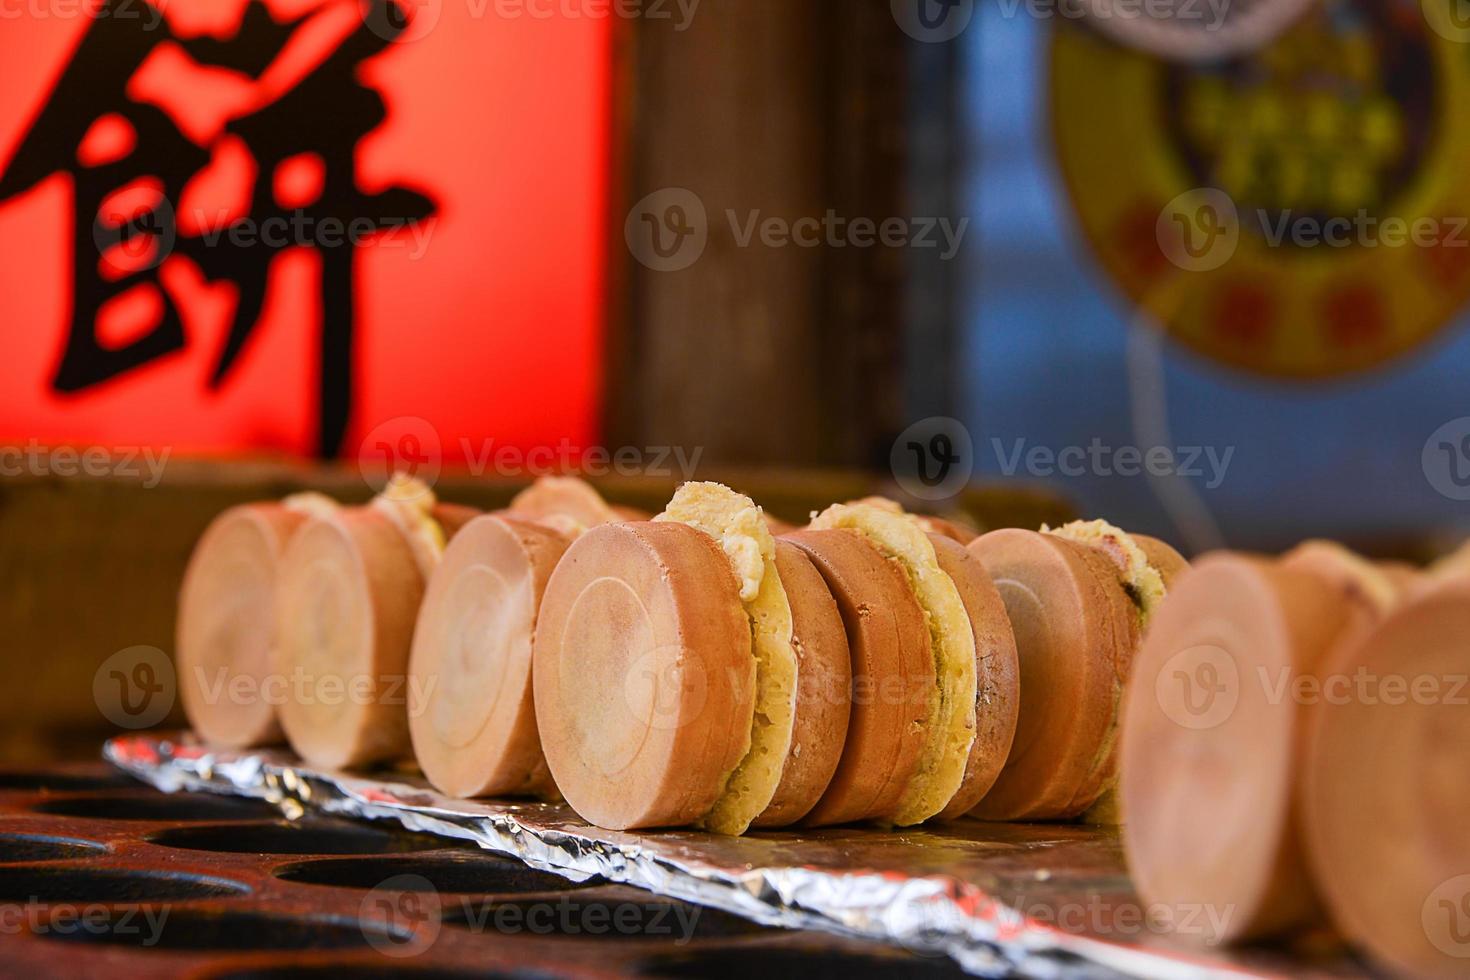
[1055,0,1470,379]
[968,0,1470,553]
[0,0,609,461]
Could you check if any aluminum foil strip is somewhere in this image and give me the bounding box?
[105,734,1352,980]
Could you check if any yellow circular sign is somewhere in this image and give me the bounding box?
[1052,0,1470,378]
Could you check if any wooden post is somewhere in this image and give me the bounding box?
[605,0,911,468]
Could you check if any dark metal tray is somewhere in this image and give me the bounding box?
[0,760,1002,979]
[90,734,1371,979]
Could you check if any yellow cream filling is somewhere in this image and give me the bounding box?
[656,482,797,835]
[811,502,977,826]
[1043,519,1167,626]
[1042,519,1174,825]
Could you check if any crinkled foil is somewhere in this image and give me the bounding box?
[106,734,1338,980]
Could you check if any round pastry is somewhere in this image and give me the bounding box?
[927,534,1020,822]
[1120,553,1351,943]
[1077,529,1189,825]
[274,478,458,770]
[532,520,755,830]
[918,515,981,545]
[535,483,856,834]
[786,528,932,828]
[845,496,980,545]
[176,495,328,747]
[1281,539,1399,628]
[809,503,978,826]
[651,483,806,834]
[1427,538,1470,582]
[751,539,852,828]
[1303,577,1470,976]
[1131,534,1191,587]
[1375,560,1422,596]
[433,503,482,539]
[508,476,645,535]
[967,521,1183,821]
[407,514,571,799]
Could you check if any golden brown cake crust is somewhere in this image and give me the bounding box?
[1131,534,1189,588]
[928,535,1019,821]
[966,529,1139,821]
[785,529,932,827]
[763,513,799,536]
[918,515,980,545]
[532,521,755,830]
[751,540,852,827]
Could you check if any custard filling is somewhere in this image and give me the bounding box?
[811,501,977,826]
[656,482,798,835]
[1044,519,1167,625]
[1042,519,1174,823]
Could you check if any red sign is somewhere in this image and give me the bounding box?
[0,0,610,459]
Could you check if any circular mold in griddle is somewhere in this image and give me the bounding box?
[0,867,248,903]
[207,967,498,980]
[0,833,108,863]
[273,854,591,895]
[637,947,972,979]
[31,792,279,823]
[148,820,447,856]
[0,771,133,793]
[34,909,398,952]
[440,893,768,941]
